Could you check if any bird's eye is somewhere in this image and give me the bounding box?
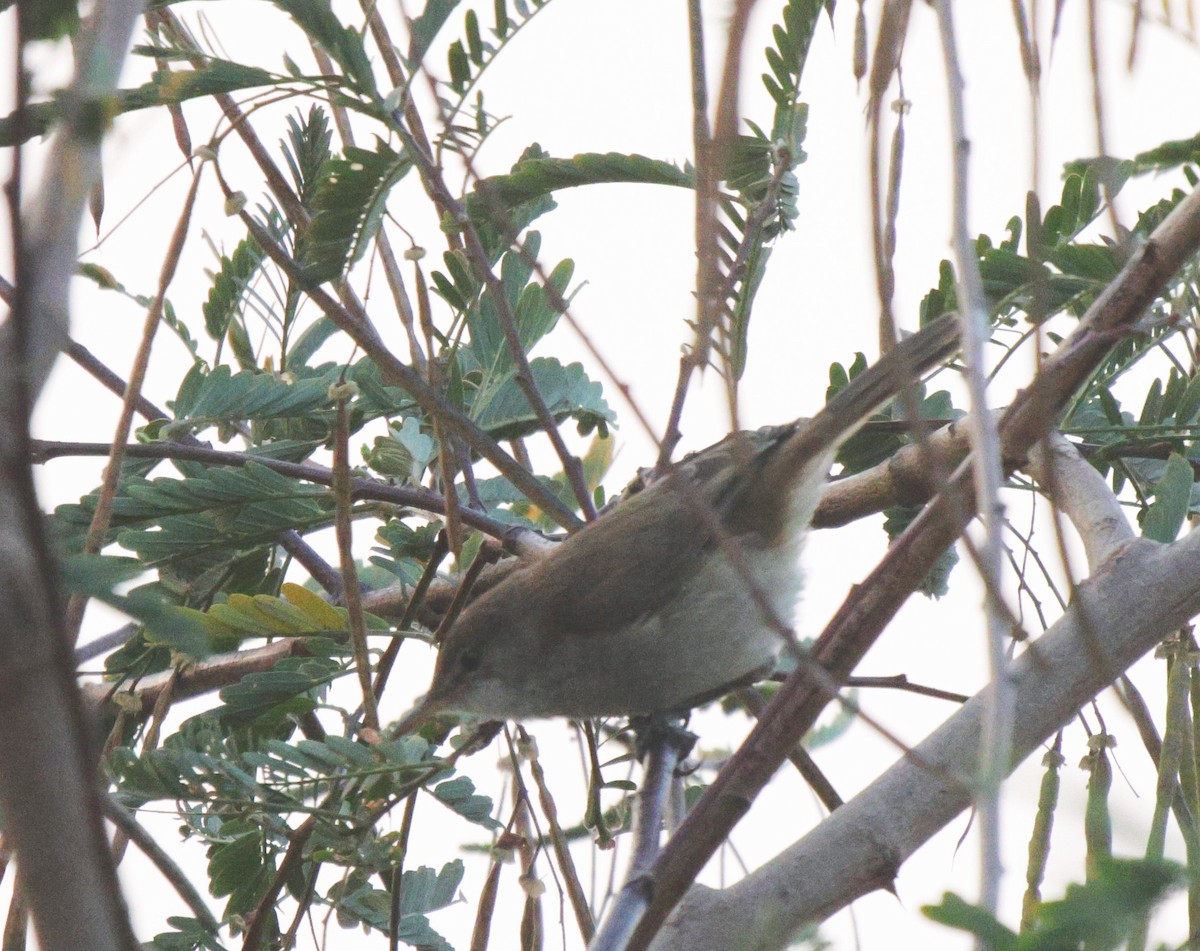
[457,648,481,674]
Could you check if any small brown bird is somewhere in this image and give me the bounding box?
[393,314,959,733]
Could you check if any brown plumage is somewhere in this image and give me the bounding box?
[392,314,960,731]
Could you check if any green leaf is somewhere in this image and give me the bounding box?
[472,357,614,441]
[203,233,267,340]
[164,364,334,445]
[208,827,277,923]
[432,777,500,828]
[59,554,211,656]
[1138,377,1164,426]
[408,0,462,67]
[54,462,334,575]
[1141,452,1193,543]
[212,652,343,727]
[1097,387,1125,426]
[325,878,454,949]
[465,9,485,64]
[447,39,471,88]
[759,0,828,140]
[464,240,531,377]
[287,316,340,368]
[923,893,1018,949]
[208,829,267,898]
[398,860,465,917]
[0,58,286,147]
[1132,132,1200,173]
[271,0,376,95]
[281,105,334,205]
[1046,243,1118,282]
[364,416,438,480]
[883,506,959,598]
[146,916,227,951]
[468,151,692,211]
[467,142,560,260]
[302,140,413,283]
[1173,372,1200,425]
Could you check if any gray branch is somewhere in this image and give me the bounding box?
[0,3,144,949]
[648,438,1189,951]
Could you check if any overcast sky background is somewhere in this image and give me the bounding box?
[5,1,1200,948]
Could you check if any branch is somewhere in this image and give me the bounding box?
[30,438,528,545]
[812,419,969,528]
[652,530,1200,951]
[1026,433,1134,570]
[933,0,1011,909]
[627,179,1200,951]
[81,640,307,717]
[0,3,144,948]
[8,3,141,401]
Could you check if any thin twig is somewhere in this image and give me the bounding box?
[518,725,596,942]
[67,340,168,422]
[31,438,524,543]
[66,168,204,642]
[736,687,844,813]
[866,0,914,352]
[387,792,420,951]
[372,531,449,702]
[843,675,970,705]
[103,796,220,935]
[933,0,1012,913]
[332,392,379,732]
[658,0,716,467]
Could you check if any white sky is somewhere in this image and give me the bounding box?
[5,1,1200,949]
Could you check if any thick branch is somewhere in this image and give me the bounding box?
[813,419,969,528]
[0,4,144,949]
[1026,433,1134,570]
[652,530,1198,951]
[81,640,306,717]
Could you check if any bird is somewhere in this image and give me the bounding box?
[391,314,959,734]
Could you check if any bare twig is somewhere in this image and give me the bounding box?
[372,531,449,702]
[660,0,762,464]
[82,639,307,717]
[1,4,144,948]
[332,392,379,732]
[31,438,526,544]
[933,0,1012,912]
[866,0,914,352]
[66,167,204,642]
[102,797,220,935]
[519,725,596,943]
